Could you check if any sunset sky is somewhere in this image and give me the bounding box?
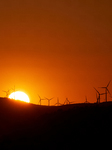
[0,0,112,105]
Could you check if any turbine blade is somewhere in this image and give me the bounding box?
[66,98,69,102]
[49,97,54,100]
[107,89,111,95]
[100,93,105,95]
[107,80,111,87]
[99,87,106,88]
[38,95,41,99]
[93,87,99,94]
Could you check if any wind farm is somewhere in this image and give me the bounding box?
[0,0,112,148]
[2,80,112,106]
[0,80,112,149]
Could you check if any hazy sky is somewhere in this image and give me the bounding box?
[0,0,112,105]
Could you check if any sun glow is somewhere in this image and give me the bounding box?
[9,91,30,103]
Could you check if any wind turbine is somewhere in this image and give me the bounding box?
[64,98,70,105]
[55,97,62,106]
[99,80,111,102]
[64,98,75,105]
[84,96,89,103]
[38,95,45,105]
[3,89,11,98]
[12,85,16,99]
[45,97,54,106]
[94,87,105,103]
[12,85,15,92]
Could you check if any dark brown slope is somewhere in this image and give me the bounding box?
[0,98,112,149]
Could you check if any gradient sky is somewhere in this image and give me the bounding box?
[0,0,112,105]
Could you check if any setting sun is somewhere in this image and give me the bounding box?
[9,91,30,103]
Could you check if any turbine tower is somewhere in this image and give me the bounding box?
[45,97,54,106]
[55,97,62,106]
[38,95,45,105]
[94,87,105,103]
[12,85,15,92]
[99,80,111,102]
[12,85,16,99]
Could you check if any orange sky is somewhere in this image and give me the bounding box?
[0,0,112,105]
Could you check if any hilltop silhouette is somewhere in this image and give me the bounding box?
[0,97,112,149]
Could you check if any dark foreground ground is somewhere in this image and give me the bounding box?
[0,98,112,149]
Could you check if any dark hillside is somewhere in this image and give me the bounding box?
[0,98,112,149]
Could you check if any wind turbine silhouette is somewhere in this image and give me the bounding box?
[99,80,111,102]
[94,87,105,103]
[38,95,45,105]
[64,98,75,105]
[45,97,54,106]
[3,89,11,98]
[12,85,16,99]
[55,97,62,106]
[84,96,89,103]
[12,85,15,92]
